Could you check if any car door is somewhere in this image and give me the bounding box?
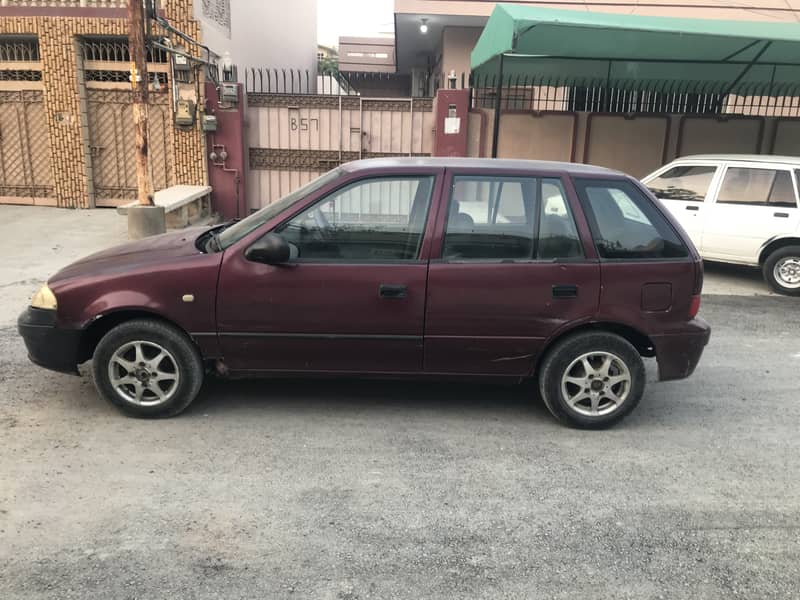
[423,169,601,376]
[701,163,800,264]
[216,170,442,373]
[643,162,720,248]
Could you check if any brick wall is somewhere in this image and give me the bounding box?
[0,2,207,208]
[162,0,206,188]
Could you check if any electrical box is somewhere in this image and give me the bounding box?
[201,114,217,132]
[175,99,196,126]
[173,52,191,72]
[220,83,238,105]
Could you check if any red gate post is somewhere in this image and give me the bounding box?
[204,81,248,220]
[433,88,470,157]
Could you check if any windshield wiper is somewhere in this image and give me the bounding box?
[208,229,223,253]
[202,218,241,253]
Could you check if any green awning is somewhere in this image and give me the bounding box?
[471,4,800,93]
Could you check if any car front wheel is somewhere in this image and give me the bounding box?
[763,246,800,296]
[538,332,645,429]
[92,319,204,418]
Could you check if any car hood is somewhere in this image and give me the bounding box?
[50,227,209,283]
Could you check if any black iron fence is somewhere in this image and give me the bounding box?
[469,72,800,117]
[246,68,358,95]
[240,66,800,117]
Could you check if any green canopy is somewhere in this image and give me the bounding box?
[471,4,800,92]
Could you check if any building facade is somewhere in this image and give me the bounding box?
[394,0,800,87]
[0,0,318,209]
[0,0,206,208]
[196,0,317,80]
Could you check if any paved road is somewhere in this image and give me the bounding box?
[1,207,798,599]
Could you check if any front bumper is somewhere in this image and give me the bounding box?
[652,318,711,381]
[18,307,81,375]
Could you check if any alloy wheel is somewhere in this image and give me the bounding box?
[560,351,632,417]
[107,340,180,406]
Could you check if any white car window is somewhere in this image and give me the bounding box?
[717,167,797,208]
[647,165,717,202]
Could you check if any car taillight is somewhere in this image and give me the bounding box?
[689,294,701,318]
[692,260,704,295]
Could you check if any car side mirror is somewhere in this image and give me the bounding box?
[245,233,291,265]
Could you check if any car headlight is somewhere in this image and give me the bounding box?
[31,284,57,310]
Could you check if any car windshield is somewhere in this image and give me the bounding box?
[216,168,343,250]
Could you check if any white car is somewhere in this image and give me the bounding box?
[643,155,800,295]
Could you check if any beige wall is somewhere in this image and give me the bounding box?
[584,115,670,177]
[466,109,798,178]
[396,0,800,21]
[440,27,481,82]
[772,120,800,156]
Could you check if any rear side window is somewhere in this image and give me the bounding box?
[646,165,717,202]
[717,167,797,208]
[538,179,583,260]
[574,178,689,260]
[442,176,583,261]
[443,176,536,260]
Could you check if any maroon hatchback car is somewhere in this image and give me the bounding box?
[19,158,709,428]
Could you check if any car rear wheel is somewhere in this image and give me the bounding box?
[92,319,204,418]
[763,246,800,296]
[538,332,645,429]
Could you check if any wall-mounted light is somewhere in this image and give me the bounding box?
[420,18,428,34]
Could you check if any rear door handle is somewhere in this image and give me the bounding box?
[552,285,578,299]
[685,205,700,211]
[379,284,408,299]
[774,211,790,218]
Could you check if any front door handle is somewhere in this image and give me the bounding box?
[774,211,790,218]
[379,284,408,299]
[553,284,578,299]
[685,205,700,211]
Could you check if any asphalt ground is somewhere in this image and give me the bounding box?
[1,206,797,599]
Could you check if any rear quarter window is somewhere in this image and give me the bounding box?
[574,178,689,260]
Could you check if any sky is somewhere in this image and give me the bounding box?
[317,0,395,48]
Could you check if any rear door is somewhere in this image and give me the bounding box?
[423,169,601,376]
[701,163,800,264]
[572,177,697,338]
[643,162,720,248]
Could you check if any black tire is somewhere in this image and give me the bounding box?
[763,245,800,296]
[92,319,204,418]
[538,332,645,429]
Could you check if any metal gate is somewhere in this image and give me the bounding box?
[246,94,434,210]
[0,90,54,205]
[87,89,174,207]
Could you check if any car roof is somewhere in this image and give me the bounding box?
[340,157,624,176]
[673,154,800,166]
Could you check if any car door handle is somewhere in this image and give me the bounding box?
[552,285,578,299]
[685,205,700,211]
[774,212,790,218]
[379,284,408,299]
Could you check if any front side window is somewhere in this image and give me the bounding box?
[217,168,342,249]
[276,176,434,261]
[442,175,583,261]
[575,178,688,260]
[646,165,717,202]
[717,167,797,208]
